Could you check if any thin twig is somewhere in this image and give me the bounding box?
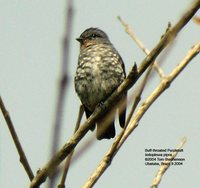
[117,16,166,78]
[98,56,154,178]
[151,137,187,188]
[117,16,162,123]
[58,105,84,188]
[82,42,200,188]
[119,41,200,152]
[126,64,153,125]
[49,0,74,187]
[0,96,34,180]
[29,2,200,187]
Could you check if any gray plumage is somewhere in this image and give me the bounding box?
[75,28,127,140]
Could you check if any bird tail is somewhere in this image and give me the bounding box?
[118,92,127,128]
[96,109,116,140]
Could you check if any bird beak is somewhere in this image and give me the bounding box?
[76,37,83,43]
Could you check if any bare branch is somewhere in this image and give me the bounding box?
[117,16,167,124]
[0,96,34,180]
[126,64,153,125]
[49,0,74,187]
[82,42,200,188]
[151,137,187,188]
[117,16,165,78]
[58,105,84,188]
[119,41,200,149]
[29,2,200,187]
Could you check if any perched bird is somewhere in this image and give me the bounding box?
[74,28,127,140]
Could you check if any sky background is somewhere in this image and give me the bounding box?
[0,0,200,187]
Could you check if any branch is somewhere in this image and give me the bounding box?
[117,16,166,78]
[58,105,84,188]
[119,41,200,152]
[29,1,200,187]
[49,0,74,187]
[117,16,167,121]
[82,42,200,188]
[126,64,153,125]
[150,137,187,188]
[0,96,34,180]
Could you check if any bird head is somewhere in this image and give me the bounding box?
[76,28,110,49]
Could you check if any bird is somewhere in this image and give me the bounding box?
[74,27,127,140]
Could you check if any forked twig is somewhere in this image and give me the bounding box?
[82,42,200,188]
[30,2,200,187]
[118,16,166,78]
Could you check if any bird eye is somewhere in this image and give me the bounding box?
[91,34,97,39]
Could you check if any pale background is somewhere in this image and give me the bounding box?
[0,0,200,187]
